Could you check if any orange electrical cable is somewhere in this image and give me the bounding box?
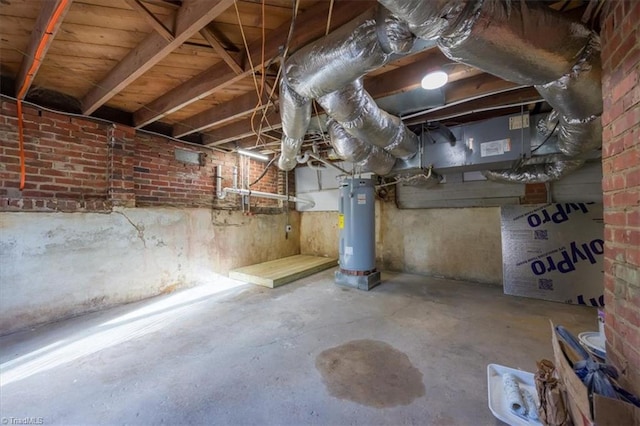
[15,0,70,190]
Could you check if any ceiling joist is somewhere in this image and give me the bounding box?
[81,0,235,115]
[15,0,74,99]
[199,26,243,74]
[132,0,376,128]
[124,0,175,42]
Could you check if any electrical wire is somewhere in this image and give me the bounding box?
[531,120,559,153]
[249,155,277,187]
[325,0,335,36]
[0,94,230,154]
[14,0,71,190]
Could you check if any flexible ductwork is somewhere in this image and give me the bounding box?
[284,9,414,100]
[278,6,418,172]
[318,78,418,160]
[437,1,592,86]
[327,118,396,175]
[483,158,585,183]
[377,0,465,40]
[278,136,304,171]
[278,77,312,171]
[380,0,602,183]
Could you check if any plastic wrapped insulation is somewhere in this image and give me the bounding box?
[557,115,602,157]
[438,0,592,86]
[503,373,527,417]
[327,119,396,175]
[278,136,304,171]
[284,8,414,100]
[483,159,585,183]
[279,77,311,140]
[535,34,603,120]
[377,0,466,40]
[318,78,418,160]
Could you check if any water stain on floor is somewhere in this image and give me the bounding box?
[315,339,425,408]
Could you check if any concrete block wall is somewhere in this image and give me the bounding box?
[299,202,503,285]
[0,100,300,335]
[601,0,640,395]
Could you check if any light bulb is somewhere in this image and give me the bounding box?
[421,70,448,90]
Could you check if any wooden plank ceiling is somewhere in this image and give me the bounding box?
[0,0,591,153]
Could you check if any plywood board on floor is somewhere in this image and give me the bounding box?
[229,255,337,288]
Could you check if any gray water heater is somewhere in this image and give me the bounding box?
[335,178,381,290]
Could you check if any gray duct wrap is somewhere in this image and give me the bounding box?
[279,77,311,140]
[380,0,602,183]
[318,78,418,160]
[535,34,603,157]
[284,9,414,100]
[278,136,304,171]
[327,119,396,175]
[278,6,417,172]
[377,0,465,40]
[535,35,602,119]
[483,159,584,183]
[438,1,592,86]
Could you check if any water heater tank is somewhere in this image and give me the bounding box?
[338,178,376,273]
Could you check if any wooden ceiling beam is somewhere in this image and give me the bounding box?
[173,90,269,137]
[81,0,234,115]
[405,86,542,124]
[201,74,532,148]
[124,0,175,42]
[199,26,243,74]
[15,0,74,99]
[366,50,482,99]
[176,48,483,139]
[133,0,376,128]
[205,111,282,146]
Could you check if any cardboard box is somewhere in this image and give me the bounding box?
[501,203,604,306]
[550,322,640,425]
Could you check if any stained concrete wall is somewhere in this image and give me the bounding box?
[300,212,339,258]
[300,202,502,285]
[0,208,300,335]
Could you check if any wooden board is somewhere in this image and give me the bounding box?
[229,255,337,288]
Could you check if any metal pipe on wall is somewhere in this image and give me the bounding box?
[217,187,315,207]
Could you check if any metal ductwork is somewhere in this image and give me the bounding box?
[278,78,311,171]
[378,0,602,183]
[483,157,585,183]
[318,78,418,160]
[277,6,419,172]
[326,118,396,176]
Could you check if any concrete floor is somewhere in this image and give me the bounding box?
[0,270,597,425]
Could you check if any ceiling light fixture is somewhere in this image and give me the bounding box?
[237,148,269,161]
[421,70,449,90]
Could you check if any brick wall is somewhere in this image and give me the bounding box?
[601,0,640,394]
[0,100,290,213]
[521,183,548,204]
[1,101,110,211]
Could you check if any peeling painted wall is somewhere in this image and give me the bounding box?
[300,202,502,285]
[0,208,300,335]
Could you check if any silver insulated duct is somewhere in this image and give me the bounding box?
[327,118,396,175]
[277,6,419,172]
[379,0,603,183]
[278,78,311,171]
[318,78,418,160]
